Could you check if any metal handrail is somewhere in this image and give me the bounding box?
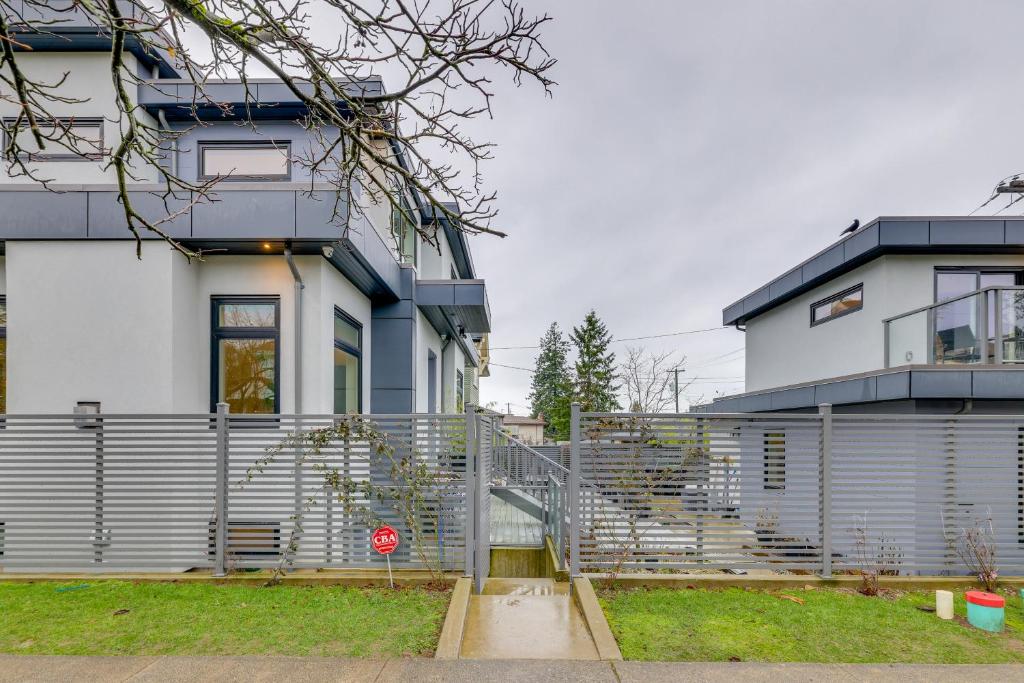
[883,285,1024,324]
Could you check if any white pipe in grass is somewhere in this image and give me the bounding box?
[936,590,954,620]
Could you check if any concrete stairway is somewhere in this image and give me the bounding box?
[458,578,600,660]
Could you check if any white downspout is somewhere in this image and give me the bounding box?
[156,109,177,177]
[283,249,304,413]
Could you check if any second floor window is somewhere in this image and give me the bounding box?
[212,297,280,414]
[4,118,104,160]
[199,141,291,181]
[810,284,863,326]
[391,200,417,266]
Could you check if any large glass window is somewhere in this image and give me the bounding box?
[455,369,465,413]
[199,141,291,180]
[212,297,279,414]
[810,284,863,326]
[4,118,104,160]
[333,308,362,414]
[935,269,1024,364]
[391,199,417,265]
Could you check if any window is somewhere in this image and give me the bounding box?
[455,369,465,413]
[333,308,362,414]
[4,118,104,160]
[810,284,863,326]
[763,432,785,490]
[391,199,417,265]
[211,297,280,414]
[199,141,291,181]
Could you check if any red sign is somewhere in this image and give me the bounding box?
[371,525,399,555]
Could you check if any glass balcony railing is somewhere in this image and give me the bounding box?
[884,286,1024,367]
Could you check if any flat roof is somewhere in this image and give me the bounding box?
[723,216,1024,326]
[700,365,1024,412]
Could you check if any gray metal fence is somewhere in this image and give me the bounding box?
[569,405,1024,577]
[0,409,470,573]
[473,412,493,592]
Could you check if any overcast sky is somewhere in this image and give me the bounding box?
[457,0,1024,414]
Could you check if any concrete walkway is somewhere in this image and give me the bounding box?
[459,578,598,660]
[1,656,1022,682]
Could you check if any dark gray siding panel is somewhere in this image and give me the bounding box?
[723,302,744,326]
[815,377,875,405]
[910,370,972,397]
[87,191,192,238]
[192,191,295,237]
[744,286,770,314]
[770,387,815,410]
[801,244,844,282]
[1005,220,1024,244]
[0,192,87,238]
[875,371,911,401]
[972,372,1024,399]
[769,268,802,299]
[843,222,880,260]
[879,220,929,246]
[370,389,414,414]
[453,282,487,306]
[295,192,346,238]
[416,283,455,306]
[929,220,1004,245]
[740,393,772,412]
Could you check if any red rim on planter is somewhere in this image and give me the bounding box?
[965,591,1005,608]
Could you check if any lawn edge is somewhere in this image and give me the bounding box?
[435,577,472,659]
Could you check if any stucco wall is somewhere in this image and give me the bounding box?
[5,243,374,414]
[745,254,1024,391]
[0,53,158,184]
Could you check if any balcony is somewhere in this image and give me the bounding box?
[884,286,1024,367]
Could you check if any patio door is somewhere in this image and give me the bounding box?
[935,269,1022,363]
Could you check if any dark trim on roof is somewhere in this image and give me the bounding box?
[10,0,180,78]
[420,202,476,279]
[139,78,383,121]
[699,365,1024,412]
[723,217,1024,326]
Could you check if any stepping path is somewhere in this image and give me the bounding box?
[458,578,600,660]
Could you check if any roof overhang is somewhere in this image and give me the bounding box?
[10,2,179,78]
[416,279,491,334]
[0,183,401,302]
[724,217,1024,326]
[139,78,383,122]
[701,365,1024,413]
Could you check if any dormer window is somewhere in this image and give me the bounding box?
[199,141,290,181]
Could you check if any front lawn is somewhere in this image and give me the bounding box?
[600,585,1024,663]
[0,581,449,657]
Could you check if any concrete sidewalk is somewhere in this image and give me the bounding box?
[1,656,1022,682]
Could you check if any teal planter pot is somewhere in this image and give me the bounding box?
[966,590,1005,633]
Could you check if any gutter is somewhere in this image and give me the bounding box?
[283,248,304,413]
[156,109,177,177]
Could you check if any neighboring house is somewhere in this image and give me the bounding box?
[707,216,1024,414]
[501,414,547,445]
[0,8,490,416]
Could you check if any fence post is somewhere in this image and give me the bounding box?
[464,403,476,578]
[213,402,230,578]
[570,402,581,578]
[818,403,833,579]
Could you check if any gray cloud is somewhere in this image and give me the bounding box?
[466,0,1024,412]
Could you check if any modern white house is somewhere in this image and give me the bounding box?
[707,217,1024,413]
[0,6,490,417]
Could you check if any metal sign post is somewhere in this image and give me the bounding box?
[371,525,399,589]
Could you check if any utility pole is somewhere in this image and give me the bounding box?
[671,367,684,413]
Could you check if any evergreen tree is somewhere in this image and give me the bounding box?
[528,322,574,440]
[570,310,621,412]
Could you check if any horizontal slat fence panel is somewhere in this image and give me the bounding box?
[0,413,469,573]
[576,412,824,572]
[830,414,1024,576]
[0,414,218,570]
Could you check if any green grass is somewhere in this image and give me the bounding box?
[0,581,449,657]
[600,585,1024,663]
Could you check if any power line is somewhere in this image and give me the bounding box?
[489,325,732,350]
